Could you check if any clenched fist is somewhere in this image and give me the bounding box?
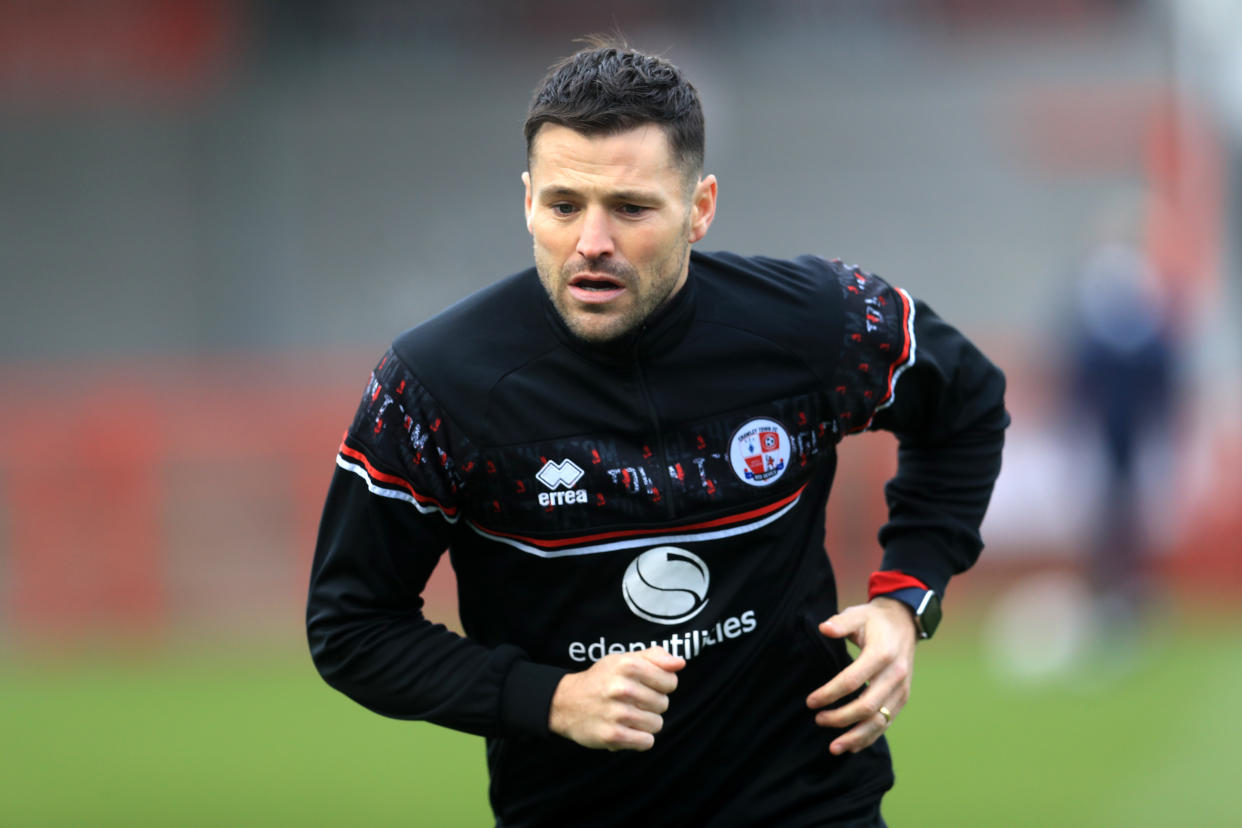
[549,647,685,751]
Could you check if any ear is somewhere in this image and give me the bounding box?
[522,171,533,233]
[688,174,718,244]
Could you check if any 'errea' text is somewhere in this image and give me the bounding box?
[539,489,589,506]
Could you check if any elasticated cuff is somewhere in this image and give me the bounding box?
[867,570,930,601]
[499,659,569,738]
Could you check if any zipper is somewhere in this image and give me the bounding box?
[633,331,677,520]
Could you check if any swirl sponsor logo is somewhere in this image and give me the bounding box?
[621,546,710,625]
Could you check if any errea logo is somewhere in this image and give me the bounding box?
[536,459,583,489]
[536,459,588,507]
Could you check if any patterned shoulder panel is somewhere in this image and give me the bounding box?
[335,348,475,523]
[822,258,917,437]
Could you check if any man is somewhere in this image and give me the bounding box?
[308,42,1007,827]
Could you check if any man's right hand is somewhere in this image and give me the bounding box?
[548,647,685,751]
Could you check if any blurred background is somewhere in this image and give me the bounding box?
[2,0,1239,825]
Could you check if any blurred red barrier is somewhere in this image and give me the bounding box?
[0,353,367,644]
[6,384,163,637]
[0,0,240,102]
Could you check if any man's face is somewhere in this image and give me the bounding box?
[524,123,716,343]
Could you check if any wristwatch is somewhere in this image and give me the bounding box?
[881,587,942,640]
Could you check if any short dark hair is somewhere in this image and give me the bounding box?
[524,41,705,177]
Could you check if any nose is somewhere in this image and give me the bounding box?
[575,206,615,260]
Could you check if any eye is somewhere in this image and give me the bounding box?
[551,203,577,216]
[618,204,648,216]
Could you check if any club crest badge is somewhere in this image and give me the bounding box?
[728,417,791,487]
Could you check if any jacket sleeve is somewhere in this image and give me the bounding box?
[306,350,566,738]
[828,263,1009,597]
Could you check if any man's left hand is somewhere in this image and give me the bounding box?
[805,597,917,755]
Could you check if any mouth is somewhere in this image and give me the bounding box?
[568,272,626,304]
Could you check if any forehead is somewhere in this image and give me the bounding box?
[528,123,683,191]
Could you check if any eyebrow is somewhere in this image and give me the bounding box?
[537,185,664,204]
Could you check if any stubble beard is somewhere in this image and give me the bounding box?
[535,237,690,344]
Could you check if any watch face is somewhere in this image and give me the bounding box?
[919,591,942,639]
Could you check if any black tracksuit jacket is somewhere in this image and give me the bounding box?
[307,250,1008,826]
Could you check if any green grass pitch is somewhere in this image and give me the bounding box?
[3,610,1239,826]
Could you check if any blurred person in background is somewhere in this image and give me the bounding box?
[1065,200,1180,645]
[307,40,1007,827]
